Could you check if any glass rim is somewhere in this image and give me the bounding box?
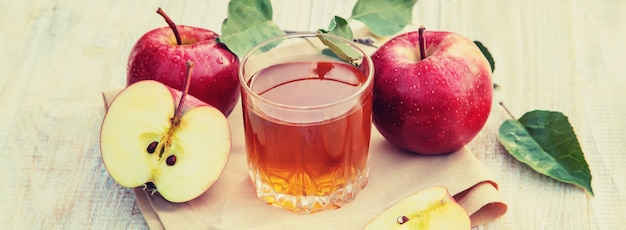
[238,32,374,111]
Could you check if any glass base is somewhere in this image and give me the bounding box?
[250,169,369,213]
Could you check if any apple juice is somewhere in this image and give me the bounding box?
[242,56,373,213]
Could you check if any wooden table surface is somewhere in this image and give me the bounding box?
[1,0,624,229]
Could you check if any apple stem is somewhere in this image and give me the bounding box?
[156,7,182,45]
[155,61,193,161]
[499,101,518,120]
[418,25,426,60]
[172,61,194,126]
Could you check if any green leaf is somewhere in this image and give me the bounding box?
[474,41,495,73]
[350,0,418,36]
[498,110,594,196]
[320,48,341,60]
[316,35,362,63]
[317,16,360,62]
[219,0,286,57]
[319,16,353,40]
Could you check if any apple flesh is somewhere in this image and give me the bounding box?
[127,24,240,116]
[100,80,231,203]
[364,186,471,230]
[371,29,493,155]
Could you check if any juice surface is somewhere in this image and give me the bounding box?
[249,59,367,107]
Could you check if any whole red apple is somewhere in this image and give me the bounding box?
[127,8,239,116]
[371,27,493,155]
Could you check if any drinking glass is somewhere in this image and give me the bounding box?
[238,33,374,213]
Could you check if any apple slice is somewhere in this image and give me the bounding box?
[100,63,230,203]
[364,186,471,230]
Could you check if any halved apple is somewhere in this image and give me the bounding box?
[100,79,231,203]
[364,186,471,230]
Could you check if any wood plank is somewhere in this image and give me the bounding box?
[0,0,624,229]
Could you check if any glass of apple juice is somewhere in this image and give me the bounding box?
[238,33,374,213]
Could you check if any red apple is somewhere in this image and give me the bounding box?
[371,27,493,155]
[127,8,239,116]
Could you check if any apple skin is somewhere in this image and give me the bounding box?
[371,30,493,155]
[127,25,240,116]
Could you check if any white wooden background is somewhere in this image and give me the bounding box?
[1,0,624,229]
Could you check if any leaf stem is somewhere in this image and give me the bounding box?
[285,30,378,48]
[499,101,517,120]
[156,7,182,46]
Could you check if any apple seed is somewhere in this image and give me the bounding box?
[146,141,158,154]
[166,155,177,166]
[397,215,410,224]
